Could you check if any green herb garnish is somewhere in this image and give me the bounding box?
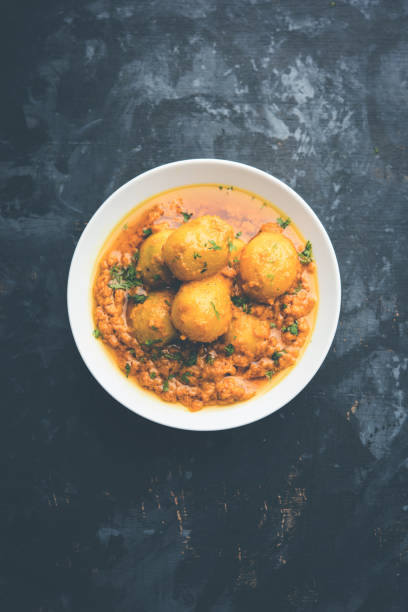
[270,322,277,328]
[218,185,223,190]
[164,299,171,307]
[93,328,102,339]
[299,240,313,265]
[224,344,235,356]
[184,351,197,366]
[281,303,288,310]
[231,295,252,314]
[228,239,236,253]
[162,374,174,392]
[211,301,220,319]
[293,283,303,294]
[128,294,147,304]
[272,351,283,362]
[282,321,299,335]
[142,228,152,238]
[206,354,215,365]
[181,371,192,384]
[235,231,242,238]
[200,262,208,274]
[145,339,162,347]
[162,351,183,362]
[276,217,291,229]
[125,363,131,377]
[193,252,201,259]
[108,264,142,290]
[182,211,193,222]
[123,223,128,230]
[208,240,221,251]
[149,371,157,379]
[265,371,273,380]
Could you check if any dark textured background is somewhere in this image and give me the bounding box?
[1,1,408,610]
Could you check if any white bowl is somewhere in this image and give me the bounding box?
[67,159,341,431]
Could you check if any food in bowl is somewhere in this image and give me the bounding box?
[92,183,318,411]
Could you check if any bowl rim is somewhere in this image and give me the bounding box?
[67,158,341,431]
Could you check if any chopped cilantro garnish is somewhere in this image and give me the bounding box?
[142,228,152,238]
[299,240,313,265]
[227,186,234,191]
[233,257,239,264]
[224,344,234,356]
[270,322,277,328]
[162,374,174,391]
[153,274,161,282]
[145,339,162,347]
[265,371,273,380]
[276,217,291,229]
[125,363,131,377]
[231,295,252,314]
[150,325,158,331]
[181,371,192,384]
[206,354,215,365]
[108,264,142,290]
[182,211,193,222]
[149,371,157,379]
[164,299,171,307]
[267,273,275,283]
[162,351,182,362]
[211,301,220,319]
[200,262,208,274]
[218,185,223,190]
[235,231,242,238]
[193,252,201,259]
[374,146,379,154]
[93,328,102,339]
[228,239,237,252]
[128,294,147,304]
[272,351,283,362]
[184,351,197,366]
[129,348,136,357]
[123,223,128,230]
[281,303,288,310]
[293,283,303,294]
[208,240,221,251]
[282,321,299,335]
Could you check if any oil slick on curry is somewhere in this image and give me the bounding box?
[92,184,318,411]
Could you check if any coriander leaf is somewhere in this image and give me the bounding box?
[182,211,193,222]
[184,351,197,366]
[211,301,220,319]
[142,228,152,238]
[270,322,276,328]
[125,363,131,377]
[193,252,201,259]
[231,295,252,314]
[123,223,128,230]
[108,263,142,290]
[228,239,236,252]
[218,185,223,190]
[299,240,313,265]
[128,294,147,304]
[293,283,303,294]
[206,354,215,365]
[276,217,291,229]
[235,231,242,238]
[181,371,192,384]
[164,299,171,307]
[93,328,102,339]
[149,371,157,379]
[281,303,288,310]
[282,321,299,335]
[162,378,170,392]
[208,240,221,251]
[145,339,162,346]
[272,351,283,362]
[200,262,208,274]
[265,370,273,379]
[224,343,234,356]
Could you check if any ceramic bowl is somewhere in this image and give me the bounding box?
[67,159,341,431]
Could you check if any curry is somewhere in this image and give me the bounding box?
[92,184,318,411]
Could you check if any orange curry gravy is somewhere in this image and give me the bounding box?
[92,184,318,411]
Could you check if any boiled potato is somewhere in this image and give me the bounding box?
[228,237,245,266]
[137,230,173,287]
[163,215,233,281]
[224,311,270,356]
[128,290,177,346]
[171,275,232,342]
[240,230,299,301]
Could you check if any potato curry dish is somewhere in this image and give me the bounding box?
[92,184,318,411]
